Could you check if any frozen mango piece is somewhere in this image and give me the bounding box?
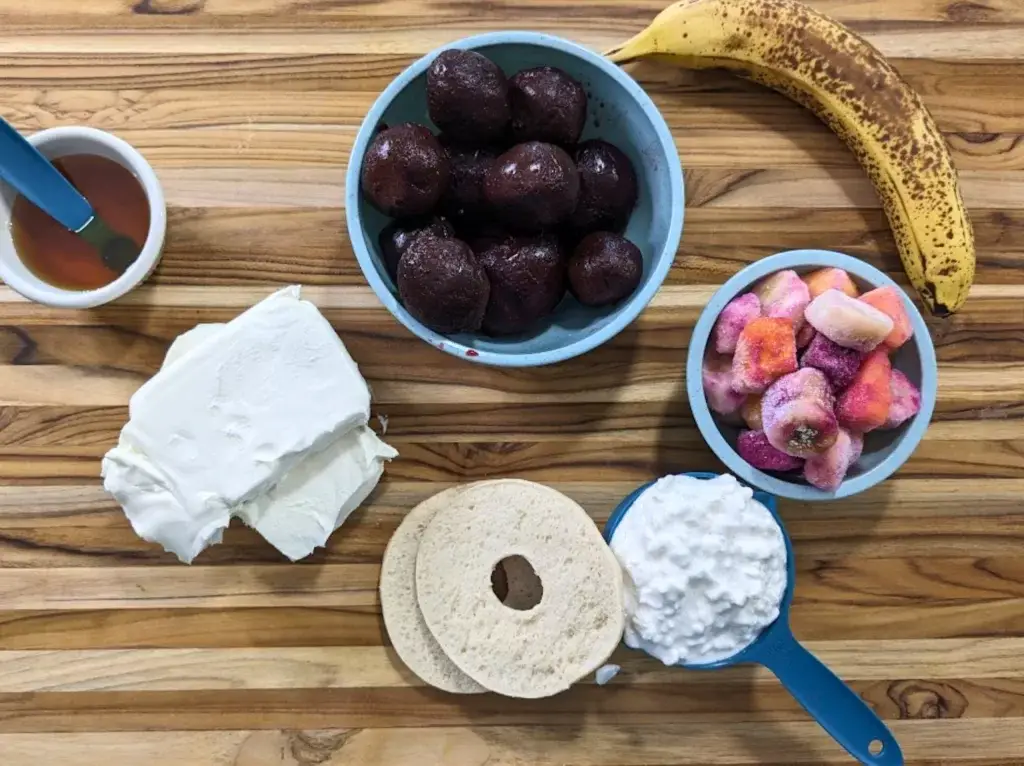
[737,429,803,472]
[754,270,811,328]
[800,332,865,392]
[859,286,914,350]
[804,428,862,491]
[741,393,763,431]
[712,293,761,354]
[803,267,859,300]
[731,317,798,394]
[884,369,921,429]
[805,289,894,353]
[761,368,839,458]
[702,353,746,416]
[837,349,892,432]
[796,323,816,350]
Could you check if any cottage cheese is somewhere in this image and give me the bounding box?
[102,286,393,563]
[609,474,787,666]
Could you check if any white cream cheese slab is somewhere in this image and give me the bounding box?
[102,286,392,563]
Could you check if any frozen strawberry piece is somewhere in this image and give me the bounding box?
[837,349,892,432]
[754,270,811,329]
[803,267,859,300]
[804,428,860,491]
[859,286,914,350]
[761,368,839,458]
[741,393,763,431]
[737,430,803,472]
[731,317,798,394]
[805,289,894,353]
[884,368,921,429]
[702,353,746,416]
[800,332,865,392]
[796,323,816,349]
[712,293,761,354]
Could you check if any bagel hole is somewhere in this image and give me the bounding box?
[491,555,543,611]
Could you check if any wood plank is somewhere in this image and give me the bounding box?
[1,720,1024,764]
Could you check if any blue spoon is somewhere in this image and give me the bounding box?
[0,118,139,274]
[605,472,903,766]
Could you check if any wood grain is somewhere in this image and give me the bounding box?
[0,0,1022,763]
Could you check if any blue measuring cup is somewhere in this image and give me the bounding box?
[605,472,903,766]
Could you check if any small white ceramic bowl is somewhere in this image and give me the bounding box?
[0,126,166,308]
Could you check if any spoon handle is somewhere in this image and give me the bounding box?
[760,628,903,765]
[0,119,94,232]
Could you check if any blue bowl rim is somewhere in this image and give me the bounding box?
[685,249,938,501]
[603,472,796,670]
[344,30,685,367]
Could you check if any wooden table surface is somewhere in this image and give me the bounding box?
[1,1,1023,764]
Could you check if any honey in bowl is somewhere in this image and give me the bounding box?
[9,154,150,291]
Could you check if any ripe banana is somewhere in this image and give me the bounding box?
[608,0,975,316]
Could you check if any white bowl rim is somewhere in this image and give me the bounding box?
[685,249,939,501]
[0,125,167,309]
[345,30,685,367]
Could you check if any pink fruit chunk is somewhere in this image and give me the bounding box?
[702,353,747,416]
[805,289,894,353]
[859,286,914,350]
[804,428,862,491]
[796,323,816,349]
[761,368,839,458]
[741,393,763,431]
[732,317,798,394]
[837,349,892,432]
[849,430,865,464]
[754,270,811,328]
[803,267,859,300]
[800,332,865,392]
[737,430,803,472]
[712,293,762,354]
[884,369,922,429]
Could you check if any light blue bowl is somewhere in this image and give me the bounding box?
[686,250,938,501]
[345,31,684,367]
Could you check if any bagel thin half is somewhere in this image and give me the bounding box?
[415,479,624,699]
[379,486,486,694]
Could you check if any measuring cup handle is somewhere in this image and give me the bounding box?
[760,629,904,765]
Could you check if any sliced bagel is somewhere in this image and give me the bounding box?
[379,486,486,694]
[415,479,624,699]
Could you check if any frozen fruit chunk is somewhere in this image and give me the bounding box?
[849,430,865,464]
[804,428,860,491]
[800,332,865,392]
[884,369,921,429]
[732,317,798,394]
[702,353,746,416]
[754,270,811,328]
[737,430,803,472]
[741,393,763,431]
[805,289,894,353]
[762,368,839,458]
[859,286,914,350]
[712,293,761,354]
[803,267,859,300]
[796,323,815,349]
[837,349,892,432]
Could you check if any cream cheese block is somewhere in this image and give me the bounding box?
[102,286,392,563]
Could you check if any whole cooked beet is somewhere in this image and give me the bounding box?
[441,144,497,222]
[509,66,587,145]
[477,235,566,336]
[360,123,449,217]
[568,140,638,234]
[378,217,455,281]
[484,141,579,231]
[398,235,489,334]
[427,50,510,144]
[568,232,643,307]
